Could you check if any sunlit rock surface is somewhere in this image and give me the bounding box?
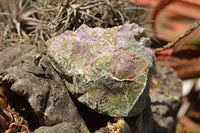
[47,24,155,117]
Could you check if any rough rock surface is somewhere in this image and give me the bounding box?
[94,66,182,133]
[0,43,89,133]
[0,43,181,133]
[34,121,85,133]
[150,66,182,133]
[47,23,155,117]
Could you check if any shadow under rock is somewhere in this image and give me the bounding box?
[2,83,40,131]
[69,92,113,133]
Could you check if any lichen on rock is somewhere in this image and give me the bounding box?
[47,23,155,117]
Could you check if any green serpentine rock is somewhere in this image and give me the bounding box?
[47,24,155,117]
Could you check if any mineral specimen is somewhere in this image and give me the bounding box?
[47,23,155,117]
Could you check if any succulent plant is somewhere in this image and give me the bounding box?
[0,0,45,38]
[48,0,149,36]
[0,0,149,42]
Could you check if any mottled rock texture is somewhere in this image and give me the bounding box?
[47,23,155,117]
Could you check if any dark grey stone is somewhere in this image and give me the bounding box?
[150,66,182,133]
[0,43,89,132]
